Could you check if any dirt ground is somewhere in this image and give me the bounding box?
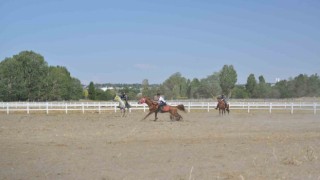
[0,110,320,180]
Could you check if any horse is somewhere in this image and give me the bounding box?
[216,98,230,115]
[138,96,186,121]
[114,95,130,117]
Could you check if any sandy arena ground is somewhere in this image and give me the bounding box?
[0,110,320,180]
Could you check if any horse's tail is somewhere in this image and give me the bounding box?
[177,104,186,112]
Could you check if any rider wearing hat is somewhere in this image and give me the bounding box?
[215,94,227,109]
[120,92,130,108]
[156,93,167,112]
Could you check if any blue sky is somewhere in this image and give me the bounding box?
[1,0,319,85]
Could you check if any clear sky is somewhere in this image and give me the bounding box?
[1,0,319,85]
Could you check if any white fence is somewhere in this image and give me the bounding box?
[0,101,319,115]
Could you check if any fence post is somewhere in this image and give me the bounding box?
[6,103,9,114]
[314,103,317,115]
[46,102,49,114]
[247,103,250,113]
[99,102,101,114]
[114,105,117,112]
[188,102,191,113]
[82,103,84,114]
[27,102,29,114]
[291,103,293,114]
[269,103,272,114]
[65,104,68,114]
[207,103,210,112]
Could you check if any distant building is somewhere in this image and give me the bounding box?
[100,86,114,91]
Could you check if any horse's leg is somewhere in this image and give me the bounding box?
[143,111,154,120]
[170,111,175,121]
[176,112,182,121]
[226,104,230,114]
[154,111,158,121]
[126,107,130,117]
[122,109,125,117]
[124,109,127,117]
[172,109,182,121]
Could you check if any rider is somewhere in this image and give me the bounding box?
[215,94,228,109]
[120,92,130,108]
[156,93,167,112]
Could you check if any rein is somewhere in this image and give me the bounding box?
[142,97,158,109]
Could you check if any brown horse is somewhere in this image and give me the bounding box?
[217,98,230,115]
[138,96,186,121]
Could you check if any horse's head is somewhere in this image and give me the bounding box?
[114,95,121,102]
[138,97,146,104]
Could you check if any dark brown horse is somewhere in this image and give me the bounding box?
[138,97,186,121]
[217,98,230,115]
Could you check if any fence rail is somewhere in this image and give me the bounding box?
[0,101,319,115]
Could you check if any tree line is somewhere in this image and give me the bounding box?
[233,73,320,99]
[86,65,238,101]
[1,51,319,101]
[90,66,320,101]
[0,51,83,101]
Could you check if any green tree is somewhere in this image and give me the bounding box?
[198,73,221,98]
[293,74,308,97]
[88,82,96,100]
[188,78,201,99]
[83,89,89,99]
[0,51,49,101]
[245,74,257,98]
[141,79,152,97]
[96,89,108,100]
[14,51,48,101]
[255,75,269,98]
[219,65,237,97]
[44,66,83,100]
[231,85,249,99]
[68,77,83,100]
[162,72,187,99]
[274,80,290,98]
[0,51,84,101]
[45,66,70,100]
[307,74,320,96]
[0,58,26,101]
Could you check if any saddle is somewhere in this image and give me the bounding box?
[160,105,170,112]
[218,98,228,105]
